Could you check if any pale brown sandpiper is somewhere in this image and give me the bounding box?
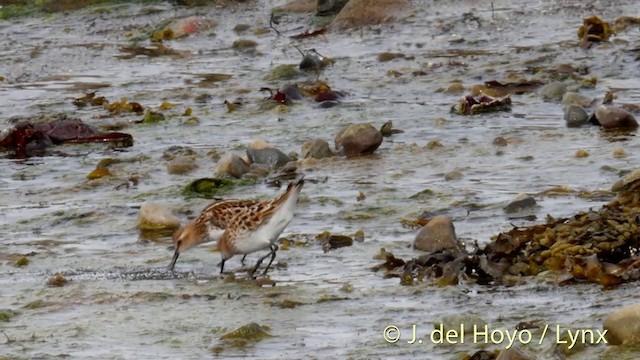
[170,177,304,277]
[169,198,259,270]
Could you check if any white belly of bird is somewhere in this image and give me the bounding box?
[233,231,273,254]
[234,193,297,254]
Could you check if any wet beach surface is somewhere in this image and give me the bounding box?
[1,0,640,358]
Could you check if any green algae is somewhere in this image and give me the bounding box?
[0,309,19,322]
[182,177,255,199]
[263,64,300,81]
[220,322,271,342]
[22,299,48,309]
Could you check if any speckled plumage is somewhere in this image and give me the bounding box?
[169,178,304,277]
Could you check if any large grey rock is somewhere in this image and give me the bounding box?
[242,163,271,180]
[561,92,594,107]
[167,155,198,175]
[247,140,291,167]
[414,215,461,254]
[504,193,537,214]
[334,123,383,157]
[317,0,349,15]
[301,139,334,159]
[137,202,180,231]
[333,0,409,28]
[595,105,638,129]
[564,104,589,128]
[215,152,249,178]
[540,81,567,100]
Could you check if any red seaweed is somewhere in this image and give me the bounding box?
[0,118,133,158]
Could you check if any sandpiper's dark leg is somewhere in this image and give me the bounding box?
[250,256,266,278]
[168,250,180,271]
[250,248,272,278]
[262,244,279,275]
[220,258,227,274]
[241,254,247,266]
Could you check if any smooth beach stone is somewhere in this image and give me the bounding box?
[595,105,638,129]
[504,193,537,214]
[137,202,180,231]
[564,104,589,127]
[247,140,291,168]
[540,81,567,100]
[215,152,250,178]
[561,92,593,107]
[301,139,334,159]
[414,215,462,254]
[332,0,410,28]
[167,155,197,175]
[334,123,383,157]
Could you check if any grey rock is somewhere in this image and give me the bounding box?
[540,81,567,100]
[246,140,291,168]
[595,105,639,129]
[288,151,299,161]
[561,92,594,107]
[444,170,463,181]
[317,0,349,15]
[504,193,536,214]
[564,104,589,128]
[215,152,249,178]
[242,163,271,180]
[167,155,198,175]
[333,0,410,29]
[414,215,461,254]
[437,314,487,333]
[302,139,334,159]
[162,145,196,161]
[335,123,383,157]
[137,202,180,231]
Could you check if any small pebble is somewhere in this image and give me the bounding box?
[167,155,197,175]
[575,149,589,158]
[444,170,463,181]
[540,81,567,100]
[443,82,465,93]
[561,92,593,107]
[504,193,537,214]
[425,140,443,149]
[612,148,628,158]
[493,137,508,146]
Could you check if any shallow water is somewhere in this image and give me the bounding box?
[1,0,640,359]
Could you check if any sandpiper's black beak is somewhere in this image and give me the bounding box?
[168,249,179,271]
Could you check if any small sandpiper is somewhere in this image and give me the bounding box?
[170,177,304,277]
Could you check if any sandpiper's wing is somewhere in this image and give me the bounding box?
[197,198,260,229]
[231,178,304,238]
[218,178,304,255]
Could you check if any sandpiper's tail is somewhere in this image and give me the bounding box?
[273,176,304,206]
